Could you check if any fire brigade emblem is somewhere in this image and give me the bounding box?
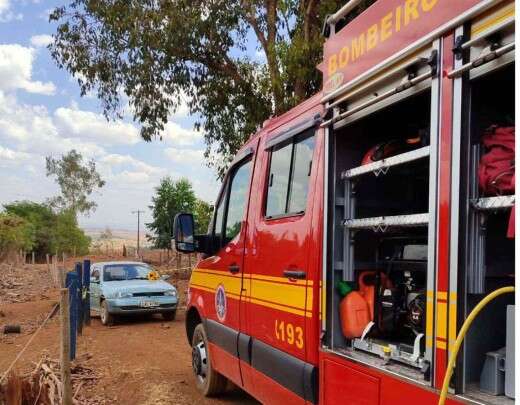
[215,284,227,322]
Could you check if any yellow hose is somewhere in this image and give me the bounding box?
[438,286,515,405]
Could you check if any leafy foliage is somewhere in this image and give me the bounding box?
[46,149,105,216]
[3,201,91,257]
[48,0,371,177]
[53,210,91,256]
[0,213,33,260]
[147,177,197,249]
[3,201,55,256]
[194,199,214,234]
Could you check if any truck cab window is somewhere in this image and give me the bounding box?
[213,188,226,239]
[266,131,315,218]
[224,159,252,242]
[288,135,315,213]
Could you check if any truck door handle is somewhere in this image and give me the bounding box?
[229,264,240,274]
[283,270,306,280]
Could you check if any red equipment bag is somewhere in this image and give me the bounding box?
[478,126,515,196]
[478,126,515,238]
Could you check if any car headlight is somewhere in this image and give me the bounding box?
[116,291,133,298]
[164,289,177,297]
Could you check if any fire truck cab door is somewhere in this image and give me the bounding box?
[195,145,256,387]
[241,126,317,404]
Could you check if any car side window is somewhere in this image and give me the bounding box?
[265,130,316,218]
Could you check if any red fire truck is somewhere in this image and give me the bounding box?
[173,0,515,403]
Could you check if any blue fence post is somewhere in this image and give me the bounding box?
[65,271,77,361]
[83,259,91,326]
[75,262,83,335]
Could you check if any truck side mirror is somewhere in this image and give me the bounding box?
[173,213,196,253]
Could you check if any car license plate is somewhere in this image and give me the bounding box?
[139,300,159,308]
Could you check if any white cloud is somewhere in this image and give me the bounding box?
[0,0,22,22]
[111,170,151,185]
[54,106,140,146]
[0,145,31,167]
[0,91,105,157]
[101,153,166,176]
[30,34,53,47]
[0,44,55,95]
[164,147,204,165]
[162,121,202,146]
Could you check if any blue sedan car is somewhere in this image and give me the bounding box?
[89,261,178,325]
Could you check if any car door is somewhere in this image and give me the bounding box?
[89,264,102,311]
[241,121,318,404]
[192,144,256,386]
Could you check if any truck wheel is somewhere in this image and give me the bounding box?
[191,323,227,396]
[100,301,114,326]
[162,310,176,321]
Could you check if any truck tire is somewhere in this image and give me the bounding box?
[100,301,114,326]
[191,323,227,396]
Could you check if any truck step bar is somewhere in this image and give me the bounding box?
[343,213,429,231]
[341,146,430,179]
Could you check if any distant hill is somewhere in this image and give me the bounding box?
[83,227,150,249]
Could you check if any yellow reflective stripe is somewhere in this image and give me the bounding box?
[195,268,311,286]
[249,297,312,318]
[306,284,313,309]
[471,1,515,37]
[250,278,307,310]
[191,271,242,296]
[191,268,314,317]
[437,291,447,300]
[436,300,448,341]
[251,272,311,286]
[426,290,434,348]
[436,340,447,350]
[190,284,241,300]
[448,291,457,351]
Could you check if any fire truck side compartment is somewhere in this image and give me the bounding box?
[457,62,515,399]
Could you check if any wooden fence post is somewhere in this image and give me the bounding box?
[60,288,73,405]
[32,251,35,265]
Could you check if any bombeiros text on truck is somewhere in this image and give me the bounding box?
[173,0,516,404]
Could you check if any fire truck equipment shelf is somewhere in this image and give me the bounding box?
[342,146,431,179]
[471,195,515,211]
[342,213,429,230]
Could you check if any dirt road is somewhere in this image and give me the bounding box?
[0,262,258,404]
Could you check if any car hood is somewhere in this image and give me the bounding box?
[102,280,175,296]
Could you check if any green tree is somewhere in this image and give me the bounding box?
[0,213,33,260]
[194,199,214,234]
[46,149,105,217]
[3,201,55,257]
[3,201,91,256]
[49,1,374,177]
[51,210,91,255]
[147,177,197,249]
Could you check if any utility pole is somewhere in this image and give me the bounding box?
[132,210,144,256]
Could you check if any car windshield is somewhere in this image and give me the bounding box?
[103,264,154,282]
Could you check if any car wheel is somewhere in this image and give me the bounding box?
[191,323,227,396]
[100,301,114,326]
[162,310,176,321]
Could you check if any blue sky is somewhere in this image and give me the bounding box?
[0,0,228,230]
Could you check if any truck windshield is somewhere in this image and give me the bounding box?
[103,264,153,281]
